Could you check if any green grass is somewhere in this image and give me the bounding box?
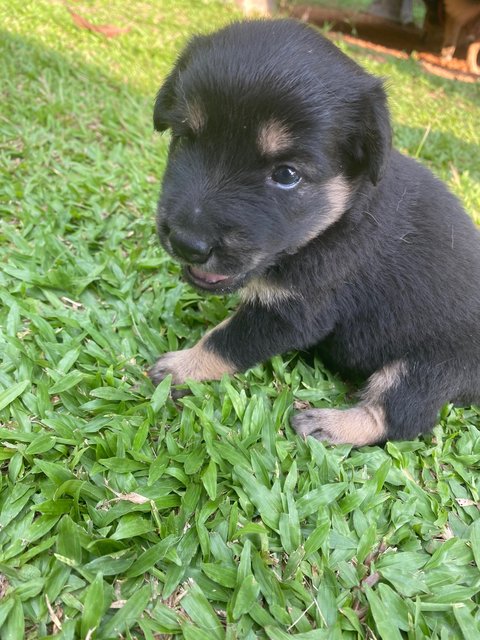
[1,1,480,638]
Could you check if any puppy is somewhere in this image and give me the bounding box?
[149,19,480,446]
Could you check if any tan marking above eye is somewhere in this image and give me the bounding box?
[257,120,293,156]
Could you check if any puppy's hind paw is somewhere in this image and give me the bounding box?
[292,409,337,442]
[291,405,386,447]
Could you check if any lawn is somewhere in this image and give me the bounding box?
[1,0,480,638]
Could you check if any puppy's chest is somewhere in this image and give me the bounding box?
[240,278,299,307]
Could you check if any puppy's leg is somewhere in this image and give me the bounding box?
[149,302,327,386]
[441,16,462,60]
[292,360,453,445]
[148,319,237,385]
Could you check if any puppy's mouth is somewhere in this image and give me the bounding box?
[185,266,240,292]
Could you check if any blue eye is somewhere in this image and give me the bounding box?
[271,165,301,189]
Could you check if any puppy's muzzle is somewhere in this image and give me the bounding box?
[169,231,212,264]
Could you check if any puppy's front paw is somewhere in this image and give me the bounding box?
[148,351,184,385]
[291,405,386,446]
[148,342,236,387]
[147,349,199,386]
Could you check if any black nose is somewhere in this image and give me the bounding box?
[169,233,212,264]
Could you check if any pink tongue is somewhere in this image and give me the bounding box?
[190,267,230,284]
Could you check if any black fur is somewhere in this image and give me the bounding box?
[150,19,480,444]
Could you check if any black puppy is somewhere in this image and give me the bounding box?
[149,19,480,446]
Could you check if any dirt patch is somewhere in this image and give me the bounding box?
[287,5,480,82]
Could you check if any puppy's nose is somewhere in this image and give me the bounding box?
[169,233,212,264]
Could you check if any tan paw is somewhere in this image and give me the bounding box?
[148,350,192,385]
[291,405,386,446]
[440,45,455,61]
[148,344,235,386]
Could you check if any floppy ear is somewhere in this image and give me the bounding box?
[153,35,207,132]
[341,80,392,185]
[153,70,178,132]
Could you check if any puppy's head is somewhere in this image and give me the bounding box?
[154,19,391,293]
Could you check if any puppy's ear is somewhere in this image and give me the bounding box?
[153,35,207,132]
[341,80,392,185]
[153,70,178,132]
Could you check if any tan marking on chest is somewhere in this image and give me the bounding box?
[364,360,407,401]
[241,278,298,306]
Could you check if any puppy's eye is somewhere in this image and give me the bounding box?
[171,131,193,146]
[171,133,185,145]
[271,165,301,189]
